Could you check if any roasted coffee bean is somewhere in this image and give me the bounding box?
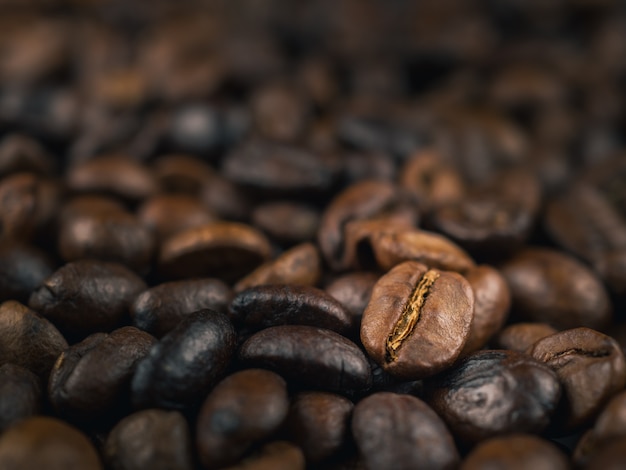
[29,260,146,338]
[104,409,194,470]
[400,149,465,211]
[501,248,611,330]
[230,284,353,335]
[494,322,559,352]
[239,325,371,393]
[583,436,626,470]
[222,441,305,470]
[252,201,320,245]
[430,170,541,258]
[0,363,41,432]
[158,222,271,282]
[361,261,474,379]
[0,300,67,380]
[528,327,626,431]
[66,155,157,202]
[234,242,321,293]
[461,434,569,470]
[460,265,510,355]
[352,392,459,470]
[138,194,217,241]
[594,250,626,299]
[153,154,215,195]
[0,133,53,177]
[49,326,155,422]
[200,175,251,221]
[0,416,102,470]
[0,172,60,240]
[318,180,412,271]
[426,350,561,444]
[131,278,232,337]
[0,239,53,303]
[58,208,155,272]
[167,104,225,155]
[285,391,354,464]
[592,390,626,441]
[59,195,127,221]
[197,369,289,469]
[346,225,475,273]
[222,140,338,198]
[131,309,236,410]
[325,271,378,334]
[251,82,311,142]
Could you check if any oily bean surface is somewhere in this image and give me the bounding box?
[361,261,474,379]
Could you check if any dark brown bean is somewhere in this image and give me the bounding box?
[234,242,321,293]
[221,441,305,470]
[239,325,372,393]
[230,284,353,335]
[0,363,41,432]
[0,239,54,303]
[426,350,561,444]
[352,392,459,470]
[494,322,559,352]
[460,265,511,356]
[528,327,626,431]
[131,309,237,410]
[325,271,379,335]
[0,417,102,470]
[0,300,68,380]
[105,409,194,470]
[48,326,156,422]
[361,261,474,379]
[197,369,289,469]
[461,434,569,470]
[285,391,354,464]
[158,222,272,282]
[131,278,232,338]
[252,201,320,245]
[583,436,626,470]
[501,248,611,330]
[153,154,215,195]
[0,133,53,177]
[29,260,147,338]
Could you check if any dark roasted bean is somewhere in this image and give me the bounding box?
[0,364,41,432]
[131,278,232,337]
[105,409,194,470]
[0,239,54,303]
[196,369,289,469]
[361,261,474,379]
[131,309,236,410]
[252,201,320,245]
[221,441,305,470]
[239,325,371,393]
[494,322,559,352]
[426,350,561,444]
[352,392,459,470]
[29,260,146,338]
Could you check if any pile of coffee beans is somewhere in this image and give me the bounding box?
[1,0,626,468]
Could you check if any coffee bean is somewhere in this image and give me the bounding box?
[583,436,626,470]
[494,322,558,352]
[234,242,321,293]
[252,201,320,245]
[426,349,561,444]
[138,194,217,241]
[153,154,215,195]
[230,284,353,335]
[352,392,459,470]
[0,239,54,303]
[528,327,626,431]
[105,409,194,470]
[221,441,305,470]
[131,309,236,410]
[460,265,510,355]
[0,363,41,432]
[200,175,251,221]
[29,260,147,338]
[501,248,611,330]
[285,391,354,464]
[0,133,53,178]
[59,195,127,221]
[49,326,156,423]
[131,278,232,337]
[318,180,412,271]
[461,434,569,470]
[0,300,67,380]
[325,271,378,335]
[58,209,155,272]
[592,390,626,441]
[197,369,289,469]
[66,155,157,202]
[361,261,474,379]
[158,222,271,282]
[0,416,102,470]
[251,82,311,142]
[239,325,372,393]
